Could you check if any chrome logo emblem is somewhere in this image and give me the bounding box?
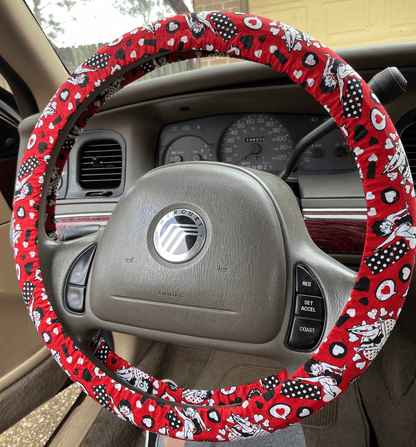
[154,209,206,263]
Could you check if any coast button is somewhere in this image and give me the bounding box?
[288,317,323,350]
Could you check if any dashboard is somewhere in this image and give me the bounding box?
[156,113,356,177]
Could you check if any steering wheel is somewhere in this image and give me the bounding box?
[13,11,416,442]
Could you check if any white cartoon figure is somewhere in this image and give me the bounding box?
[304,359,346,377]
[141,21,162,34]
[115,365,155,394]
[185,12,217,39]
[348,311,396,362]
[182,389,212,405]
[372,202,416,251]
[218,413,270,441]
[14,173,33,202]
[294,374,341,402]
[320,53,358,104]
[110,397,138,426]
[13,223,23,245]
[278,23,317,52]
[175,407,211,440]
[67,66,97,87]
[41,100,57,119]
[293,358,346,402]
[383,147,414,194]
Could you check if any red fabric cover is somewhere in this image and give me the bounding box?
[12,12,416,441]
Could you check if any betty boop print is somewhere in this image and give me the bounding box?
[175,407,211,440]
[277,23,317,53]
[320,53,358,104]
[348,311,396,362]
[218,413,270,441]
[14,174,33,202]
[113,398,138,425]
[383,147,414,194]
[115,365,154,394]
[372,202,416,251]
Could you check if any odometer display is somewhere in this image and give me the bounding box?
[218,114,294,172]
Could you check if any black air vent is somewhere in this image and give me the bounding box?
[79,140,123,190]
[401,122,416,176]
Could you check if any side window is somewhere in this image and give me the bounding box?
[0,73,21,209]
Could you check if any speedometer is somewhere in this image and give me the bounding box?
[218,114,293,172]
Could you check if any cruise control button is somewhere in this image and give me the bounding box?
[68,246,96,286]
[296,265,322,297]
[295,295,323,319]
[66,285,85,312]
[288,317,323,350]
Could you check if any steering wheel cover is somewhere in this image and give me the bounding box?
[13,12,416,440]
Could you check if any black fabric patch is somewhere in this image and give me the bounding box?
[82,368,93,382]
[262,389,275,401]
[353,124,368,142]
[24,262,33,275]
[359,297,369,305]
[369,137,379,146]
[165,410,183,429]
[240,35,254,49]
[259,35,267,43]
[354,276,370,291]
[256,400,264,409]
[281,379,321,400]
[144,39,157,46]
[273,50,288,65]
[367,161,376,179]
[365,239,409,275]
[62,343,70,358]
[336,313,350,328]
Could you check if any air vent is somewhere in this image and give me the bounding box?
[79,139,123,190]
[401,123,416,177]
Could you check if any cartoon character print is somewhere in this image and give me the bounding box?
[246,374,281,400]
[320,53,360,107]
[175,407,212,440]
[372,203,416,251]
[274,22,320,53]
[29,303,44,330]
[14,174,33,203]
[41,100,57,119]
[115,365,156,395]
[216,412,271,442]
[185,12,238,41]
[182,389,213,405]
[382,144,414,195]
[141,21,162,34]
[67,66,97,87]
[293,359,346,403]
[348,309,396,368]
[13,223,23,245]
[111,397,139,426]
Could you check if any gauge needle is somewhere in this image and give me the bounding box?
[231,150,251,164]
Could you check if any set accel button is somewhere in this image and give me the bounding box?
[295,294,323,319]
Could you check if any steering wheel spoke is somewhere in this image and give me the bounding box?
[38,230,101,342]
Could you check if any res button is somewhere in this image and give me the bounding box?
[296,265,322,297]
[287,317,323,350]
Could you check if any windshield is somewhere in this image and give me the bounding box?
[25,0,416,75]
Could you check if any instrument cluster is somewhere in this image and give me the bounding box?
[156,113,357,178]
